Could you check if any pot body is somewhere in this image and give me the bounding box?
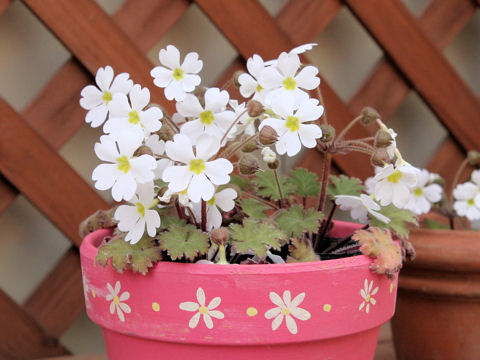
[391,229,480,360]
[80,221,398,360]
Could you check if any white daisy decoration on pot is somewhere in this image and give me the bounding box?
[264,290,311,335]
[150,45,203,101]
[335,194,390,224]
[359,279,379,314]
[179,287,224,329]
[80,66,133,128]
[106,281,131,322]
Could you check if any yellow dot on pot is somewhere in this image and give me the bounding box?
[390,283,394,293]
[152,302,160,312]
[91,289,96,298]
[323,304,332,312]
[246,307,258,317]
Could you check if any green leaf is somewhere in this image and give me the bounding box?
[154,179,168,188]
[95,233,162,275]
[229,174,252,191]
[229,219,287,257]
[326,175,363,199]
[287,237,320,263]
[157,224,209,261]
[79,207,118,238]
[287,168,321,197]
[370,205,418,238]
[238,198,269,219]
[253,170,296,200]
[160,215,186,229]
[275,205,323,237]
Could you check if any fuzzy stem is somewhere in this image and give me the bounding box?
[175,201,185,220]
[220,109,248,146]
[201,200,207,232]
[216,244,229,264]
[344,140,376,152]
[336,115,362,141]
[336,145,374,156]
[218,133,258,159]
[316,85,328,124]
[317,152,332,212]
[273,169,284,208]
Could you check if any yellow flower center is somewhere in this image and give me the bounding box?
[189,159,206,175]
[128,110,140,124]
[200,110,215,125]
[136,202,145,217]
[102,90,112,104]
[286,115,300,132]
[365,294,371,302]
[283,77,296,90]
[387,170,403,183]
[468,198,475,206]
[256,84,263,93]
[199,306,209,314]
[173,67,184,80]
[281,307,290,315]
[413,187,423,197]
[116,156,131,173]
[207,196,216,206]
[113,296,120,305]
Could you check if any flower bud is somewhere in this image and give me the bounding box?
[241,136,258,153]
[319,124,335,144]
[371,148,393,167]
[238,154,260,175]
[210,228,229,246]
[233,71,244,88]
[468,150,480,167]
[267,159,280,170]
[374,129,394,148]
[247,100,264,117]
[259,125,279,145]
[360,107,379,126]
[261,147,277,164]
[134,145,154,157]
[158,188,175,205]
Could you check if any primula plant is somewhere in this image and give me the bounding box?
[79,43,423,277]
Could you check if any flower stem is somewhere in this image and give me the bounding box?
[201,200,207,232]
[220,109,248,146]
[316,85,328,124]
[273,169,284,208]
[163,114,179,133]
[219,133,258,159]
[242,191,280,210]
[336,115,362,141]
[314,202,338,253]
[217,244,229,264]
[175,201,186,220]
[186,206,198,227]
[317,152,332,212]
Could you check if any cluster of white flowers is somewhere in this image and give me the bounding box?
[453,170,480,221]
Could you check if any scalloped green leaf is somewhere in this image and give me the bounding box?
[157,224,209,261]
[79,207,118,238]
[370,204,417,238]
[238,198,269,219]
[287,237,320,263]
[95,233,162,275]
[253,170,296,200]
[229,219,287,257]
[160,215,186,229]
[287,168,321,197]
[275,205,323,238]
[230,174,252,191]
[326,175,364,198]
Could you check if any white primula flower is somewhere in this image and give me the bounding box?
[106,281,131,322]
[150,45,203,101]
[453,182,480,220]
[177,88,236,145]
[192,188,237,231]
[261,147,277,164]
[405,169,443,215]
[229,100,257,136]
[264,290,311,335]
[238,54,268,101]
[80,66,133,127]
[114,182,161,244]
[159,188,192,209]
[359,279,379,314]
[145,134,172,180]
[162,134,233,202]
[374,164,418,208]
[259,52,320,105]
[260,97,323,157]
[104,84,163,137]
[92,131,157,201]
[179,287,224,329]
[471,169,480,189]
[335,194,390,224]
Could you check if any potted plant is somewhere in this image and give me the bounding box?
[389,154,480,360]
[78,44,418,360]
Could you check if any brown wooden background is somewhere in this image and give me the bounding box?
[0,0,479,358]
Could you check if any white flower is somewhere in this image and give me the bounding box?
[335,194,390,224]
[104,84,163,137]
[80,66,133,127]
[177,88,236,145]
[289,43,317,55]
[471,169,480,189]
[191,188,237,231]
[374,164,418,208]
[92,131,157,201]
[150,45,203,101]
[114,182,161,244]
[145,134,172,180]
[179,287,224,329]
[359,279,379,314]
[364,176,376,195]
[106,281,131,322]
[453,182,480,220]
[259,52,320,105]
[264,290,311,335]
[405,169,443,215]
[260,97,323,157]
[229,100,256,136]
[162,134,233,202]
[261,147,277,164]
[238,54,268,101]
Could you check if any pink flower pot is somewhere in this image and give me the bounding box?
[80,221,398,360]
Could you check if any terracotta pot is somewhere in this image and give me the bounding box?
[80,221,398,360]
[391,228,480,360]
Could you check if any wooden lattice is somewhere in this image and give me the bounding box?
[0,0,478,358]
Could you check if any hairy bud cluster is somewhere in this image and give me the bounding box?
[239,154,260,175]
[210,228,229,246]
[360,106,380,126]
[259,125,279,145]
[247,100,264,118]
[374,129,394,148]
[319,124,335,144]
[468,150,480,167]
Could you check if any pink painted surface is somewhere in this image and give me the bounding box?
[80,221,398,360]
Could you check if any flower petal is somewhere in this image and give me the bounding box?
[196,288,206,306]
[265,307,282,319]
[162,165,192,192]
[86,105,108,128]
[179,302,200,312]
[208,310,224,319]
[205,159,233,185]
[159,45,180,69]
[269,292,285,307]
[96,66,114,92]
[290,307,311,321]
[208,296,221,310]
[271,314,284,331]
[203,314,214,329]
[165,134,195,163]
[286,315,298,334]
[188,312,201,329]
[188,173,214,202]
